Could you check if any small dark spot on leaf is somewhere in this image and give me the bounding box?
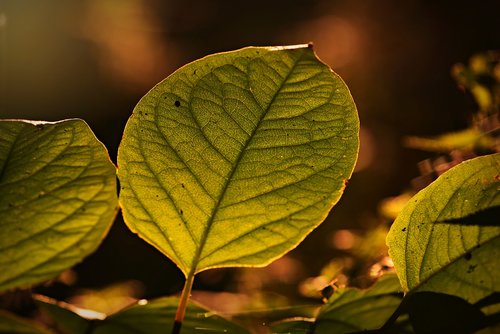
[193,69,197,75]
[181,183,185,188]
[402,227,407,232]
[8,203,14,207]
[480,280,484,284]
[464,252,472,261]
[180,209,183,215]
[156,194,159,198]
[144,113,148,116]
[174,100,181,107]
[466,264,477,273]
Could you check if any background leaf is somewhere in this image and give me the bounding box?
[0,310,52,334]
[117,45,359,276]
[0,119,117,292]
[270,318,315,334]
[387,154,500,307]
[314,273,402,333]
[37,296,249,334]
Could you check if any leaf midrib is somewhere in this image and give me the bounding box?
[190,49,307,274]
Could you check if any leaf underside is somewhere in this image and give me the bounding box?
[0,119,117,292]
[387,153,500,306]
[118,45,359,276]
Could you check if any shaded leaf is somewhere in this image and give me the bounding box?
[270,318,315,334]
[35,295,101,334]
[37,296,249,334]
[314,274,403,333]
[0,119,117,292]
[117,45,359,276]
[405,292,487,334]
[387,154,500,307]
[0,310,52,334]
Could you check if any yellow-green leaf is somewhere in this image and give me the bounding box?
[387,154,500,305]
[404,128,494,152]
[117,45,359,277]
[0,119,117,292]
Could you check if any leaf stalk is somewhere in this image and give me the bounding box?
[172,271,195,334]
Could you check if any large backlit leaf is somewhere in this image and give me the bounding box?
[314,273,402,333]
[0,119,117,292]
[387,154,500,305]
[117,45,359,276]
[37,296,249,334]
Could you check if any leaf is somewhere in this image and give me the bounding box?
[0,119,117,292]
[35,295,101,334]
[314,273,403,333]
[404,128,494,152]
[387,154,500,306]
[37,296,250,334]
[405,292,488,334]
[0,310,52,334]
[117,44,359,277]
[270,318,315,334]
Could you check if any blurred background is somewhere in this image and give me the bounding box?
[1,0,499,317]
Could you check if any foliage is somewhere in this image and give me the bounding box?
[0,47,498,333]
[0,120,117,293]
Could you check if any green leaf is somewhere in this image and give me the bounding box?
[95,297,249,334]
[387,154,500,306]
[117,45,359,276]
[314,273,403,333]
[0,310,52,334]
[0,119,118,292]
[35,295,100,334]
[270,318,315,334]
[38,296,250,334]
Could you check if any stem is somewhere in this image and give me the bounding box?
[171,272,195,334]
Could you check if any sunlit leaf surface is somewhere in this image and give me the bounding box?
[387,154,500,305]
[118,45,359,276]
[0,119,117,292]
[315,273,402,333]
[38,296,249,334]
